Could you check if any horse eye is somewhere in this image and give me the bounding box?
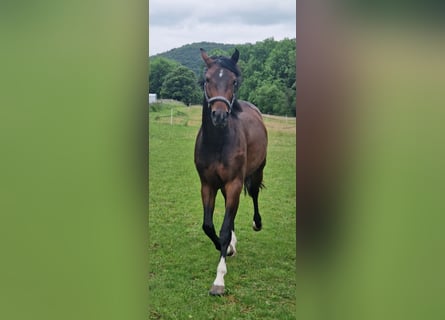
[233,80,238,86]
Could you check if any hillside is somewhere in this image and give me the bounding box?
[150,42,237,76]
[149,38,296,116]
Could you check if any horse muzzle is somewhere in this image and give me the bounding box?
[211,109,229,128]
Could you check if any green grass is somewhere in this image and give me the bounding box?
[148,104,296,319]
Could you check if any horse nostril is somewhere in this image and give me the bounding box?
[211,110,228,126]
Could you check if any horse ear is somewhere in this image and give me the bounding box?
[200,48,213,67]
[231,49,239,64]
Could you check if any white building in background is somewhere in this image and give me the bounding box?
[149,93,157,104]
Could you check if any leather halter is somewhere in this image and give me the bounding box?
[204,82,236,114]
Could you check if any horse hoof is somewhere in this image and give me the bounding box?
[252,221,262,231]
[209,285,225,296]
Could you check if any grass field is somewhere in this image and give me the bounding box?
[148,103,296,319]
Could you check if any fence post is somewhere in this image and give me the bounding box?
[170,108,173,125]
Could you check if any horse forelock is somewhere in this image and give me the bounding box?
[211,56,241,78]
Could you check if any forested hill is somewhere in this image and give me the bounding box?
[150,42,236,76]
[149,38,296,116]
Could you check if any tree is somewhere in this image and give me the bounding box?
[160,65,202,105]
[231,39,296,116]
[287,83,296,117]
[264,39,296,88]
[149,57,179,97]
[208,48,230,57]
[249,81,289,116]
[151,38,296,116]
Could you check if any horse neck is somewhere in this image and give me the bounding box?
[201,102,229,146]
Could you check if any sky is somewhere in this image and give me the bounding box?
[149,0,296,56]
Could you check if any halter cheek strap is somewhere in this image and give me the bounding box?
[204,83,236,114]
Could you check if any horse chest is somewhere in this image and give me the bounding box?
[197,148,245,183]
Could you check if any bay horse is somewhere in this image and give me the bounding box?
[194,48,268,296]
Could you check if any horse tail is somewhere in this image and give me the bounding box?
[243,175,265,197]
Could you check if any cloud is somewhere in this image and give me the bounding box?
[149,0,295,55]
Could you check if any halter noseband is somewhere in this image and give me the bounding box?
[204,82,236,114]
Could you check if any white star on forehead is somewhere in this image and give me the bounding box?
[219,69,224,78]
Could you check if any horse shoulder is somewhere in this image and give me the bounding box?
[236,101,267,137]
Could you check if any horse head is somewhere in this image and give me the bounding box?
[200,48,241,128]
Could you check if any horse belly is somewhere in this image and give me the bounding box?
[245,131,267,175]
[239,107,267,175]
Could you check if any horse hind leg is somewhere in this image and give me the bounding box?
[245,168,265,232]
[251,187,263,232]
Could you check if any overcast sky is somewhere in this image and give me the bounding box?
[149,0,296,56]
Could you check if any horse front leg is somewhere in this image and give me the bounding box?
[221,187,237,256]
[209,180,242,296]
[201,183,220,251]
